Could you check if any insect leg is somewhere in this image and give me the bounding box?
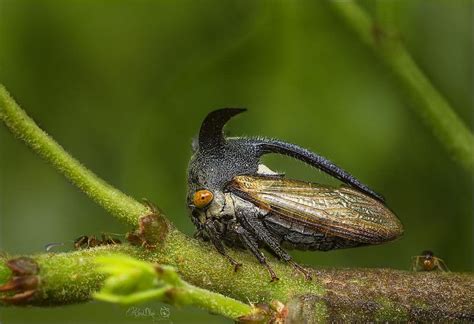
[88,235,99,248]
[411,256,420,271]
[237,210,312,280]
[436,258,450,272]
[100,233,121,245]
[74,236,88,249]
[44,242,64,252]
[193,228,207,240]
[234,225,279,282]
[205,222,242,271]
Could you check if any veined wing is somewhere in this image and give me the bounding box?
[228,175,403,244]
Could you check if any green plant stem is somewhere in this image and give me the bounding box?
[0,85,147,226]
[174,283,254,320]
[1,244,473,321]
[330,0,474,175]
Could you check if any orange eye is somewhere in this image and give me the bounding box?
[193,190,214,209]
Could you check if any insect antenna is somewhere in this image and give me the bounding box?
[44,242,65,252]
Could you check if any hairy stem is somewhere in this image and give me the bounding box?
[0,85,147,226]
[170,282,254,319]
[330,0,474,175]
[0,243,473,321]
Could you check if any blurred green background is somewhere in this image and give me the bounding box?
[0,0,472,323]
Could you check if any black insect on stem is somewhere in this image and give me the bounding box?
[187,108,403,281]
[74,234,121,250]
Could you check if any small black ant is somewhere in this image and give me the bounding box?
[74,234,122,249]
[44,233,122,252]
